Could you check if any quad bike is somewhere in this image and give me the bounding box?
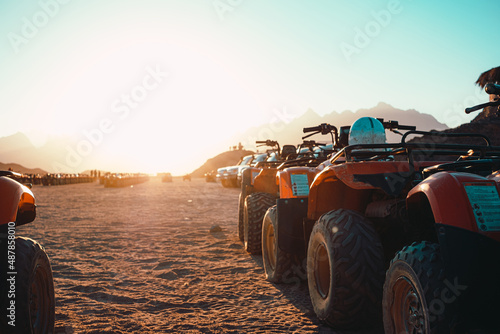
[240,128,339,255]
[239,138,323,252]
[261,124,345,282]
[238,140,286,250]
[269,97,500,332]
[0,171,55,333]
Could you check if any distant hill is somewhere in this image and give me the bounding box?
[0,162,46,175]
[0,132,71,173]
[409,108,500,148]
[190,150,254,178]
[230,102,448,150]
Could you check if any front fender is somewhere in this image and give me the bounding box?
[407,171,500,240]
[0,176,36,226]
[307,165,372,220]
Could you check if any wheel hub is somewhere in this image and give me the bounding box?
[266,223,276,270]
[393,278,425,334]
[314,243,330,299]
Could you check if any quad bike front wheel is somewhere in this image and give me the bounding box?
[307,209,385,329]
[243,192,275,255]
[262,205,292,283]
[2,237,55,334]
[383,241,456,334]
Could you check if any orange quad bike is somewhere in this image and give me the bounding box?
[0,171,55,333]
[260,124,346,282]
[238,140,288,251]
[274,102,500,332]
[240,125,340,255]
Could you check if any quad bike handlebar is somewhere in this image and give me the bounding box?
[256,140,278,146]
[255,140,280,156]
[465,100,500,114]
[377,119,416,132]
[465,83,500,114]
[302,123,339,146]
[303,123,338,135]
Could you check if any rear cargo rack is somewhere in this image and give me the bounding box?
[330,131,500,176]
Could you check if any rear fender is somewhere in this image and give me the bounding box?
[407,171,500,241]
[0,176,36,226]
[253,167,279,196]
[278,167,317,199]
[247,167,261,186]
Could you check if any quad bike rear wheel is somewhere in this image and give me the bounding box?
[307,209,385,329]
[383,241,456,334]
[262,205,292,283]
[238,171,253,242]
[237,192,245,242]
[2,237,55,334]
[243,192,275,255]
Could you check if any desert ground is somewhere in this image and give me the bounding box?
[18,178,382,333]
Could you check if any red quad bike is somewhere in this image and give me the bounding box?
[272,105,500,332]
[0,171,55,333]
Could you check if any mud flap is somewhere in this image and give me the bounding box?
[277,198,308,256]
[241,168,254,197]
[436,224,500,330]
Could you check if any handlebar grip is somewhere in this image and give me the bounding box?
[303,126,320,133]
[485,83,500,95]
[465,104,485,114]
[255,141,267,143]
[397,125,416,130]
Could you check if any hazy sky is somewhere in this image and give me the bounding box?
[0,0,498,174]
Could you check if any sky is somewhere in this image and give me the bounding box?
[0,0,499,174]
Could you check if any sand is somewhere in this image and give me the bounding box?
[18,178,382,333]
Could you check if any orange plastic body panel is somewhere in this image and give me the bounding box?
[331,161,443,190]
[307,165,372,220]
[279,167,318,199]
[253,168,279,195]
[248,167,261,185]
[0,176,35,225]
[307,160,461,221]
[407,171,500,242]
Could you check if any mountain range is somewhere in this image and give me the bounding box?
[230,102,448,152]
[0,102,449,174]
